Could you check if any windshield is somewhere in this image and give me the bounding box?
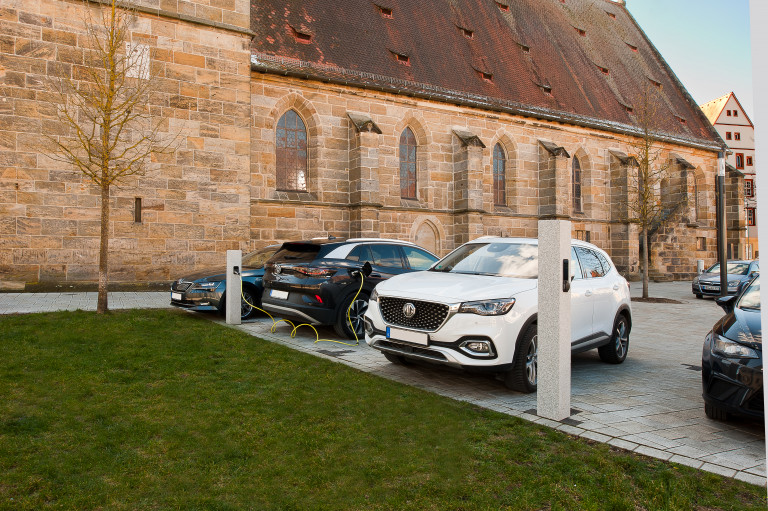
[737,277,761,311]
[243,246,279,268]
[707,262,751,275]
[431,242,538,278]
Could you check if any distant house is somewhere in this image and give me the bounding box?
[701,92,755,258]
[0,0,738,288]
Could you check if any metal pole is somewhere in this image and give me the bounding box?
[717,151,727,297]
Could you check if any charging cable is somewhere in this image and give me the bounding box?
[238,268,366,347]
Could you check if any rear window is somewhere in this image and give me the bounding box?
[575,247,606,278]
[271,243,322,263]
[242,247,278,268]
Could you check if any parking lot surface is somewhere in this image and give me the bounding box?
[1,282,765,485]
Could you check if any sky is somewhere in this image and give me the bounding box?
[625,0,753,118]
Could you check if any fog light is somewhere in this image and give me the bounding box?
[459,340,495,357]
[364,317,374,336]
[467,342,490,353]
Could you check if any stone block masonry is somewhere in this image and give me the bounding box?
[0,0,252,287]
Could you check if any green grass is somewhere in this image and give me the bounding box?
[0,309,765,510]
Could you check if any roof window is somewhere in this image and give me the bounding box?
[518,43,530,53]
[575,27,586,37]
[597,65,609,75]
[378,6,393,18]
[606,11,616,19]
[540,84,552,96]
[391,51,410,65]
[495,2,509,11]
[460,27,474,39]
[649,78,662,89]
[290,27,312,44]
[626,42,638,52]
[478,70,493,83]
[676,116,687,124]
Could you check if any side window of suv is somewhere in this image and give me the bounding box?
[369,244,404,268]
[571,247,584,280]
[402,246,437,270]
[346,244,373,263]
[575,247,606,278]
[596,251,612,275]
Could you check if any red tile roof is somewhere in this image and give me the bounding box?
[251,0,722,150]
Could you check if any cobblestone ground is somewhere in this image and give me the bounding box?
[1,283,765,485]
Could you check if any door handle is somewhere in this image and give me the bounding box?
[585,290,593,297]
[613,284,619,290]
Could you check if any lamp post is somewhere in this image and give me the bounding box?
[717,151,727,297]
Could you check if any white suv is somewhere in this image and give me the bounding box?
[364,237,632,393]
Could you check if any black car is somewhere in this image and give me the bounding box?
[692,260,759,298]
[170,244,280,320]
[701,276,762,421]
[261,238,439,339]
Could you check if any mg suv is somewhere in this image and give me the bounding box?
[364,237,632,393]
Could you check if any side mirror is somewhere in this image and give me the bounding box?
[715,295,737,314]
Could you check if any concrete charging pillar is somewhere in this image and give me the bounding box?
[226,250,242,325]
[537,219,572,421]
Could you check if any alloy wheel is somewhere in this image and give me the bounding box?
[526,334,538,386]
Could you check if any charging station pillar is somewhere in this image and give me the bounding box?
[226,250,242,325]
[537,219,572,421]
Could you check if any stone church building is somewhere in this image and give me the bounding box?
[0,0,740,289]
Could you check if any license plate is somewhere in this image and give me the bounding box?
[703,286,719,291]
[270,289,289,300]
[386,326,428,346]
[171,292,182,300]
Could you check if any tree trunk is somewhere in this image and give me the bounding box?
[97,183,110,313]
[641,225,649,299]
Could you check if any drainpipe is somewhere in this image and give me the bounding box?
[717,150,727,296]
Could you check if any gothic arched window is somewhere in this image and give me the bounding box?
[572,156,583,213]
[400,127,417,199]
[276,109,307,191]
[493,143,506,206]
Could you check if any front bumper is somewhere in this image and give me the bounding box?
[702,334,763,419]
[170,283,224,312]
[364,298,524,372]
[692,281,738,297]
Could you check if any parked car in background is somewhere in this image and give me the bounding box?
[364,237,632,393]
[692,260,759,298]
[261,238,439,339]
[701,276,763,421]
[170,244,280,320]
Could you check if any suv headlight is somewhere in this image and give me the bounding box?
[712,334,759,359]
[192,281,222,290]
[459,298,515,316]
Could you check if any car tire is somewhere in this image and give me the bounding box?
[240,286,258,320]
[695,294,703,299]
[333,291,370,340]
[384,353,408,365]
[704,402,728,421]
[598,314,630,364]
[504,324,537,394]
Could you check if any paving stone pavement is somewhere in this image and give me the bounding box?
[2,282,765,486]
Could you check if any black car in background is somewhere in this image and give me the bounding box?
[261,238,438,339]
[692,260,759,298]
[170,244,280,320]
[701,276,763,421]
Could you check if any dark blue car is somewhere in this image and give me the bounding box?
[692,260,759,298]
[701,276,762,421]
[170,244,280,320]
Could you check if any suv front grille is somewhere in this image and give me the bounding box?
[172,281,192,292]
[380,297,449,331]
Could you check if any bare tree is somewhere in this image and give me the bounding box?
[45,0,176,312]
[625,86,676,299]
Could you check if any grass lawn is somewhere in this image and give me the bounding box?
[0,309,765,510]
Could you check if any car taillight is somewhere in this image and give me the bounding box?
[295,267,337,278]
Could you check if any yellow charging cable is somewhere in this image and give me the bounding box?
[238,270,365,347]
